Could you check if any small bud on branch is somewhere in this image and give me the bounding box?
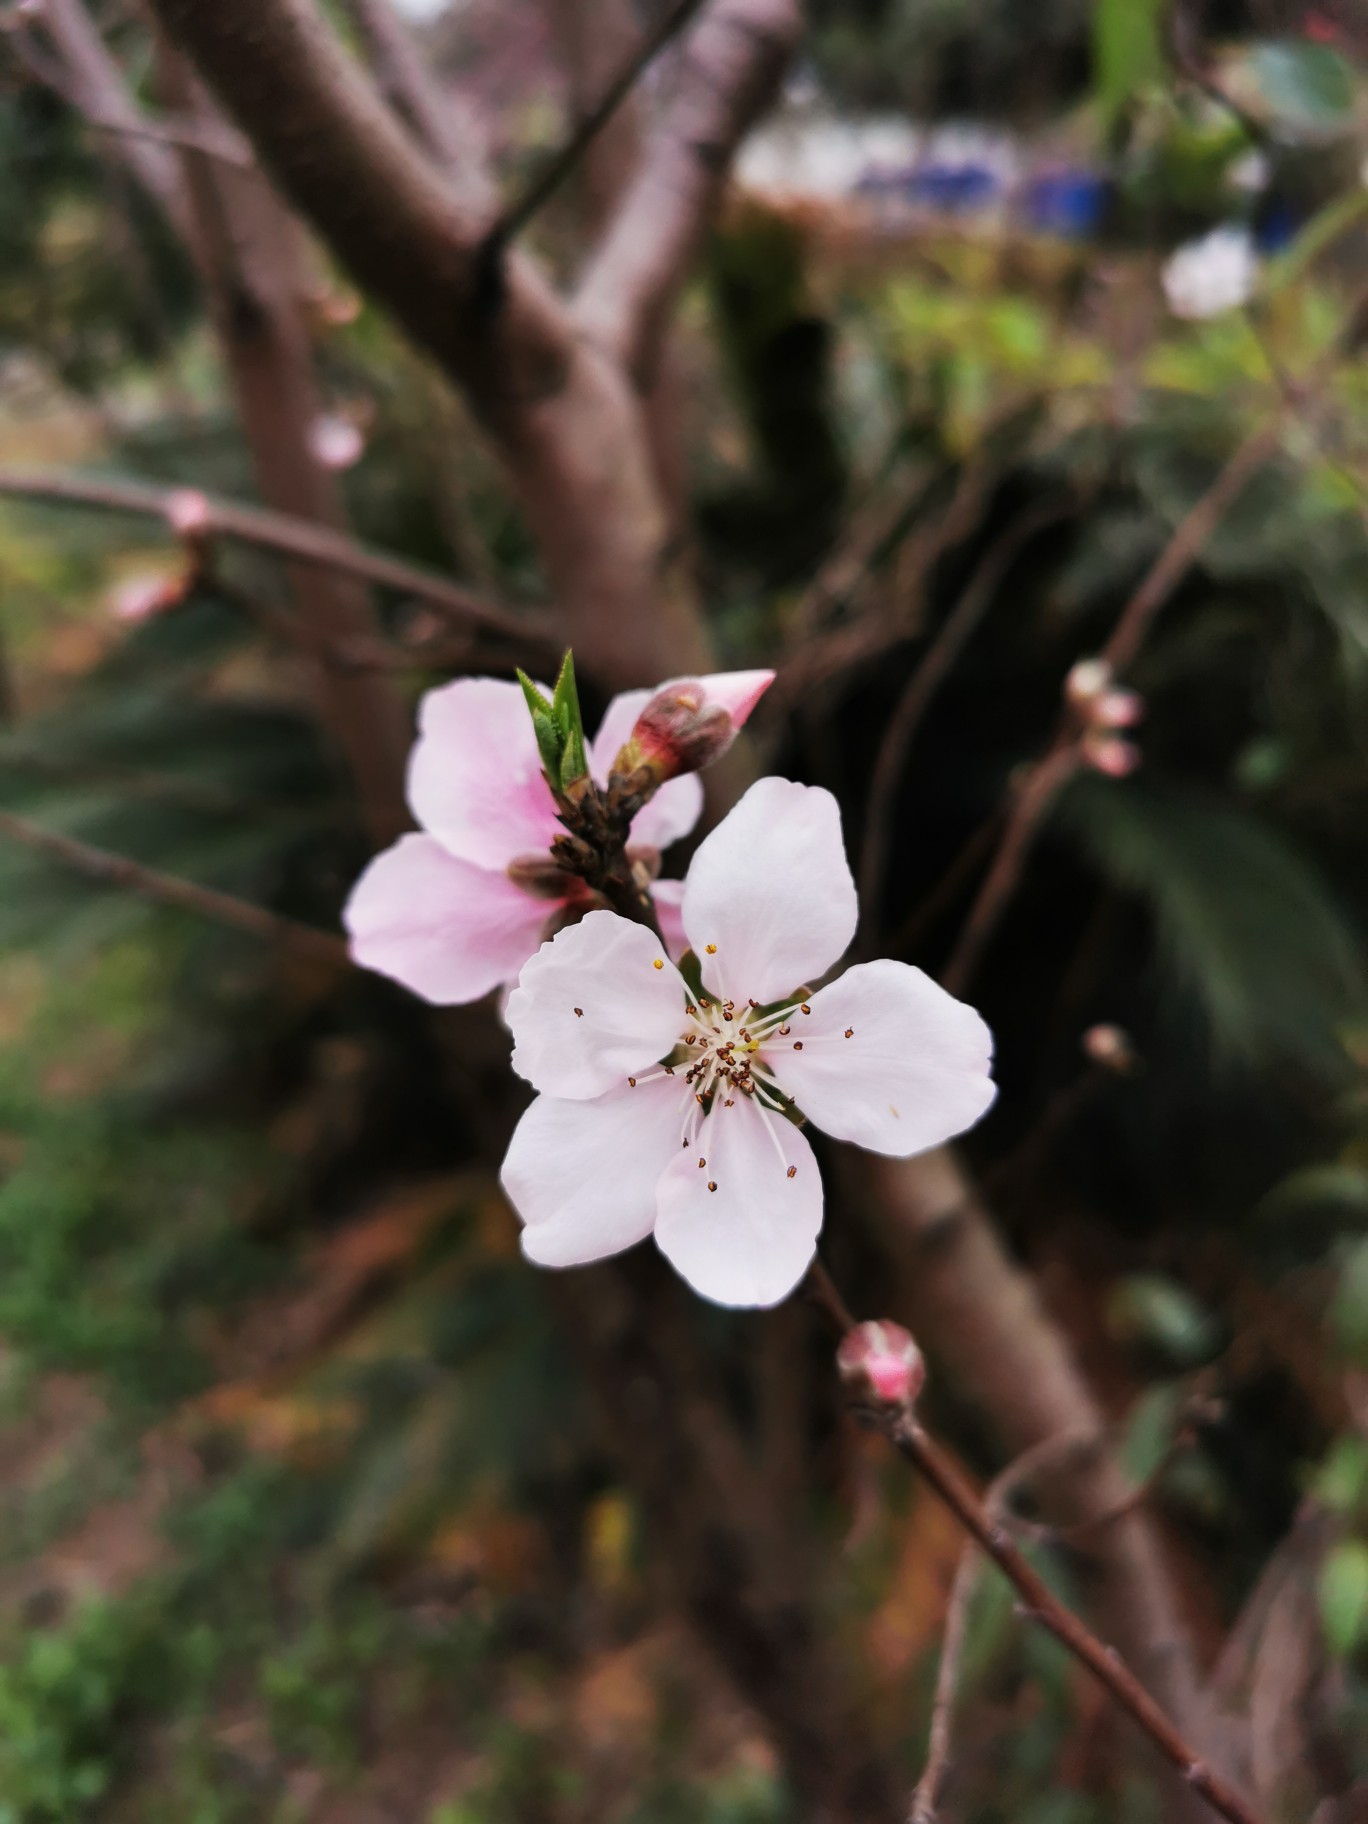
[836,1320,926,1410]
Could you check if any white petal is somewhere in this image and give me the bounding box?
[407,676,560,871]
[589,686,702,850]
[344,833,549,1005]
[654,1096,822,1308]
[506,908,688,1099]
[681,777,857,1004]
[502,1078,684,1267]
[773,958,996,1156]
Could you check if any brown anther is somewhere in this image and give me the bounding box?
[800,1004,811,1015]
[793,1041,804,1050]
[699,997,709,1008]
[573,1007,584,1017]
[698,1157,706,1169]
[664,1065,675,1076]
[725,1098,735,1107]
[778,1024,790,1036]
[695,1093,705,1106]
[705,943,717,954]
[685,1035,696,1045]
[723,1010,734,1022]
[748,1000,760,1009]
[844,1028,854,1039]
[682,1137,689,1147]
[707,1181,717,1193]
[786,1165,797,1179]
[628,1076,637,1087]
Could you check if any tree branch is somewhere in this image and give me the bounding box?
[339,0,486,197]
[808,1273,1261,1824]
[857,499,1072,943]
[574,0,802,377]
[141,0,574,420]
[0,468,555,650]
[489,0,709,253]
[0,807,350,967]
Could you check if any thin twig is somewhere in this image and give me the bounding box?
[0,807,351,966]
[805,1266,1262,1824]
[858,499,1072,937]
[486,0,709,252]
[0,467,555,649]
[84,107,254,167]
[939,409,1287,997]
[887,811,1001,962]
[910,1431,1096,1822]
[940,743,1082,996]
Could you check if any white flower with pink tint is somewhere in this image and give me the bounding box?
[500,777,995,1308]
[343,670,773,1005]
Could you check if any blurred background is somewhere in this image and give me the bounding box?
[0,0,1367,1819]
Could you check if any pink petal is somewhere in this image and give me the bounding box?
[649,878,688,961]
[631,774,705,851]
[681,777,857,1005]
[774,959,995,1156]
[344,833,551,1005]
[506,908,688,1099]
[693,668,775,728]
[501,1077,684,1268]
[589,686,703,850]
[407,677,560,871]
[654,1096,822,1308]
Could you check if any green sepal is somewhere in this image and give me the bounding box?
[517,668,566,784]
[550,650,589,791]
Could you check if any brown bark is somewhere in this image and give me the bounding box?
[159,55,414,842]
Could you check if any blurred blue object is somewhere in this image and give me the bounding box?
[1022,168,1111,239]
[904,162,1003,213]
[1253,198,1302,253]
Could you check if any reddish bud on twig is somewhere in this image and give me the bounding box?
[618,684,735,782]
[1082,731,1141,777]
[837,1321,926,1410]
[1083,1023,1136,1073]
[165,488,212,539]
[1096,686,1143,729]
[611,670,774,788]
[1064,657,1112,712]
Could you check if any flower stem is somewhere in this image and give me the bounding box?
[803,1262,1262,1824]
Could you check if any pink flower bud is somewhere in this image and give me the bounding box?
[1096,687,1144,729]
[1065,657,1112,712]
[611,669,774,786]
[307,413,365,471]
[836,1320,926,1410]
[1082,732,1141,777]
[1082,1023,1136,1073]
[165,489,211,539]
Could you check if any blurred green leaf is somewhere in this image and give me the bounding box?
[1107,1276,1222,1368]
[1259,1165,1368,1227]
[1319,1539,1368,1659]
[1092,0,1163,131]
[1314,1437,1368,1518]
[1237,41,1357,140]
[1058,778,1364,1074]
[1331,1238,1368,1367]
